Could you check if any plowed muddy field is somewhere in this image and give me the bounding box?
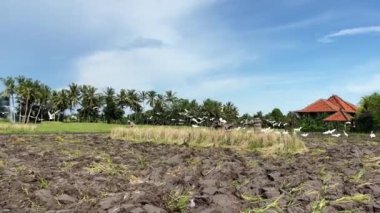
[0,134,379,212]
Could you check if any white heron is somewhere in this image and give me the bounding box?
[190,199,196,208]
[343,130,348,137]
[301,133,309,137]
[192,125,199,128]
[323,129,336,135]
[191,118,202,124]
[219,117,227,124]
[282,130,289,135]
[331,133,341,138]
[48,110,60,121]
[294,127,303,132]
[370,131,376,139]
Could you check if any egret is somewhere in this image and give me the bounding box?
[301,133,309,137]
[190,199,196,208]
[191,118,201,124]
[294,127,303,132]
[48,110,60,121]
[343,130,348,137]
[323,129,336,135]
[331,133,341,137]
[219,117,227,124]
[282,130,289,135]
[370,131,376,139]
[192,125,199,128]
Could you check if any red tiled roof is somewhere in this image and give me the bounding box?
[297,95,357,114]
[323,110,353,122]
[327,95,357,113]
[297,99,340,113]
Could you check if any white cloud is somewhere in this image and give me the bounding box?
[73,0,252,98]
[319,26,380,43]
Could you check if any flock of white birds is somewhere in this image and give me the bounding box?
[189,116,377,139]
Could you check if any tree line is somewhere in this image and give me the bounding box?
[0,76,241,125]
[1,76,378,132]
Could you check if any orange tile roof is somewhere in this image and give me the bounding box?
[297,95,357,114]
[323,110,353,122]
[327,95,357,113]
[297,99,340,113]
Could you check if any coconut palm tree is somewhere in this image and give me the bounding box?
[147,90,157,108]
[34,84,51,123]
[15,76,34,123]
[127,89,142,121]
[68,83,80,117]
[26,80,42,123]
[0,76,16,122]
[79,85,101,122]
[103,87,124,123]
[164,90,176,106]
[52,89,69,121]
[139,91,148,112]
[117,89,129,110]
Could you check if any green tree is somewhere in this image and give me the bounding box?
[103,87,124,123]
[202,98,222,119]
[356,92,380,131]
[270,108,284,122]
[147,90,157,108]
[222,101,239,122]
[79,85,101,122]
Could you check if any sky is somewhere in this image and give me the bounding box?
[1,0,380,114]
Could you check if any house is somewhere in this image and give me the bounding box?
[296,95,357,122]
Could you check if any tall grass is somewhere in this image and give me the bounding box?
[0,123,37,132]
[0,122,123,134]
[111,126,308,155]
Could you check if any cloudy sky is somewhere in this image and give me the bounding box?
[1,0,380,114]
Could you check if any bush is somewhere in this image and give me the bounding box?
[355,112,375,132]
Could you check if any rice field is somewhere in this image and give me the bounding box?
[110,126,308,155]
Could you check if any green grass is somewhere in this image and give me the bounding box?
[0,122,124,134]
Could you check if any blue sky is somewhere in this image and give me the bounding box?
[1,0,380,114]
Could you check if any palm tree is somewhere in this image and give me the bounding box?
[139,91,148,112]
[202,98,222,119]
[16,76,34,123]
[80,85,101,122]
[26,80,42,123]
[0,77,16,122]
[103,87,124,123]
[35,84,50,123]
[127,89,142,121]
[147,90,157,108]
[68,83,80,117]
[164,90,176,104]
[52,89,69,121]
